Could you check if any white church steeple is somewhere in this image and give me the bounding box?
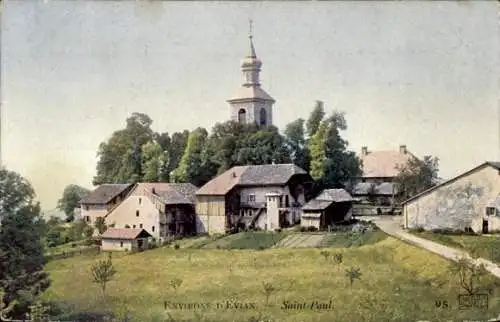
[227,20,275,126]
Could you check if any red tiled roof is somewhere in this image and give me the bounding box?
[101,228,151,240]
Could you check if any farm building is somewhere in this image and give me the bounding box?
[100,228,152,252]
[402,161,500,233]
[104,182,198,241]
[301,189,353,230]
[195,163,314,235]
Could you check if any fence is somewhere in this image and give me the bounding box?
[45,246,100,262]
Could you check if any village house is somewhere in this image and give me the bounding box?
[195,163,314,235]
[100,228,152,252]
[402,161,500,234]
[351,145,417,214]
[80,183,135,234]
[103,182,198,241]
[301,189,353,230]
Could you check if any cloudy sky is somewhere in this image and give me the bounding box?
[2,1,499,210]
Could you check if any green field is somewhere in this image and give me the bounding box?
[41,232,500,322]
[414,231,500,263]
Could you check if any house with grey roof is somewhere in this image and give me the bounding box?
[195,163,314,234]
[402,161,500,234]
[104,182,198,241]
[351,145,417,211]
[301,189,353,230]
[80,183,134,233]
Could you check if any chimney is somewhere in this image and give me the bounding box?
[232,172,236,178]
[399,145,407,154]
[361,146,368,156]
[152,188,156,194]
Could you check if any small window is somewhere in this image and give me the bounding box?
[140,224,143,229]
[133,224,136,228]
[486,207,497,216]
[120,241,123,247]
[136,210,139,217]
[139,198,142,205]
[285,195,290,207]
[247,194,256,202]
[152,226,155,232]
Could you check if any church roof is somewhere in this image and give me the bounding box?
[227,86,275,103]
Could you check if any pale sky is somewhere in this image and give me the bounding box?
[2,1,499,210]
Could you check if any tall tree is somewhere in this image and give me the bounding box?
[171,127,210,187]
[306,100,325,138]
[308,109,361,190]
[93,113,155,185]
[236,126,292,165]
[57,184,90,222]
[167,130,190,175]
[284,118,310,172]
[395,156,440,202]
[0,168,50,318]
[141,140,170,182]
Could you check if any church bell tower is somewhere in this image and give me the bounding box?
[227,20,275,126]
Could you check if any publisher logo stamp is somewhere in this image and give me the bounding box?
[458,294,488,310]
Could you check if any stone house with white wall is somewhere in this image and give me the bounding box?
[402,161,500,234]
[351,145,417,210]
[195,164,314,235]
[103,182,198,241]
[101,228,152,252]
[80,183,134,235]
[301,189,353,230]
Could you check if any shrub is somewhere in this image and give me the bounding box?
[274,228,282,233]
[258,246,265,251]
[71,243,77,248]
[299,227,307,232]
[307,226,318,232]
[174,244,180,250]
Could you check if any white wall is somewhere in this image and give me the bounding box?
[102,239,134,251]
[105,190,160,239]
[404,165,500,232]
[301,215,320,229]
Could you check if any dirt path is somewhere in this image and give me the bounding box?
[273,233,326,248]
[370,216,500,279]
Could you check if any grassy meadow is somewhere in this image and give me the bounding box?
[41,232,500,322]
[414,231,500,263]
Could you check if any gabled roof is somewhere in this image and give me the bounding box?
[352,182,398,196]
[81,184,133,205]
[360,149,416,178]
[315,189,353,202]
[196,164,308,196]
[101,228,152,240]
[402,161,500,205]
[302,189,352,211]
[139,182,198,204]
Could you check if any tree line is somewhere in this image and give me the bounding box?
[92,101,363,191]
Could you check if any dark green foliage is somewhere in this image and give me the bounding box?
[0,206,51,318]
[94,217,107,235]
[395,155,440,202]
[57,184,90,222]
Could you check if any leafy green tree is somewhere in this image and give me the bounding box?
[93,112,155,185]
[141,140,170,182]
[94,217,107,235]
[395,155,440,202]
[306,100,325,138]
[309,121,328,181]
[91,254,117,298]
[167,130,190,175]
[0,168,50,318]
[333,253,343,272]
[284,118,310,172]
[261,282,277,307]
[236,127,291,166]
[57,184,90,222]
[171,128,210,186]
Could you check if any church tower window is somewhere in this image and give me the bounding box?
[238,109,246,123]
[259,108,267,126]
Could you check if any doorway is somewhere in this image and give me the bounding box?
[482,219,489,234]
[137,239,144,251]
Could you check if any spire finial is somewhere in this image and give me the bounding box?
[249,18,253,39]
